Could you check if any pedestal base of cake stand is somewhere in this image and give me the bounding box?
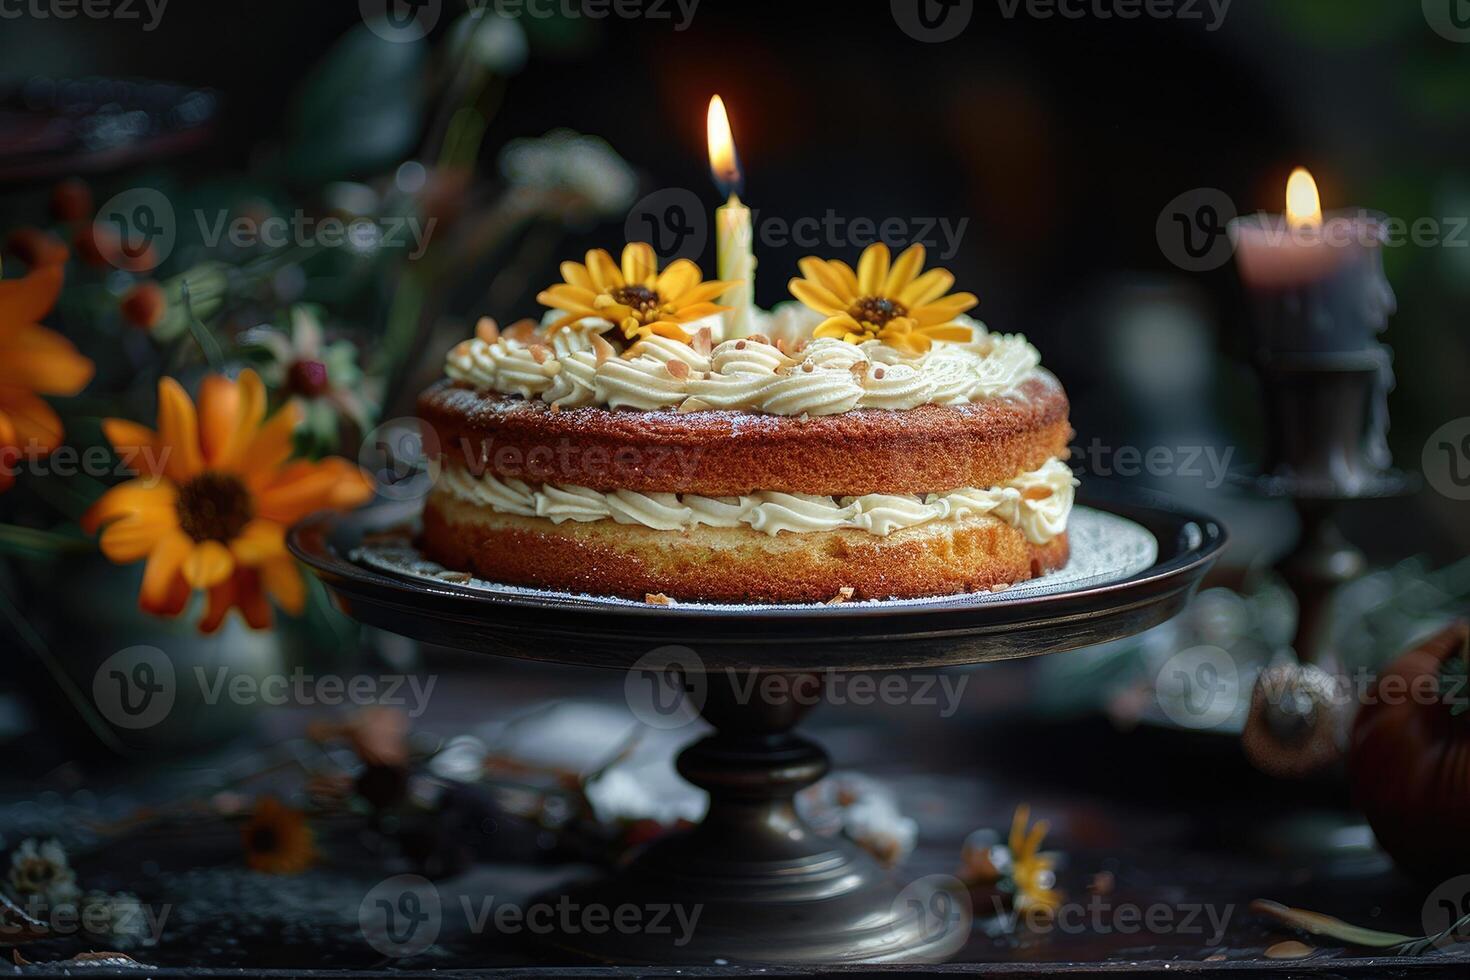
[531,673,965,965]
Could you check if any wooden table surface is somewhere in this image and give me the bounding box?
[4,653,1466,977]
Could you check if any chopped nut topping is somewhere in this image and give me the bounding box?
[801,362,814,372]
[506,318,538,342]
[475,317,500,343]
[644,592,678,606]
[528,343,551,364]
[873,366,886,380]
[666,359,691,380]
[826,586,856,605]
[747,332,770,345]
[592,334,616,365]
[734,340,747,350]
[436,571,472,583]
[693,326,713,356]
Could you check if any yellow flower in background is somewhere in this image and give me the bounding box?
[0,265,94,491]
[538,242,735,345]
[82,370,373,632]
[789,242,977,355]
[241,797,315,875]
[1007,804,1061,914]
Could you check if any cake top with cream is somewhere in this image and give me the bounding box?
[443,240,1045,417]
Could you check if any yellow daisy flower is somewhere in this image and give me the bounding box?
[537,242,735,345]
[81,370,373,633]
[789,242,977,355]
[1007,804,1061,914]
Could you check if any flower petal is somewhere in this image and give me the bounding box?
[856,242,891,296]
[898,268,956,308]
[621,242,657,286]
[229,518,287,565]
[101,420,166,478]
[813,314,862,339]
[81,478,177,534]
[584,249,623,291]
[182,539,234,589]
[654,259,701,300]
[559,261,594,291]
[797,258,859,303]
[0,264,62,326]
[0,387,64,455]
[261,557,306,615]
[913,292,978,326]
[236,402,301,481]
[140,529,192,616]
[788,278,846,316]
[884,244,927,295]
[100,509,177,563]
[0,324,95,395]
[669,280,734,308]
[156,377,204,482]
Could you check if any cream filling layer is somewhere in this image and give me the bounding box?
[445,325,1042,416]
[438,458,1077,543]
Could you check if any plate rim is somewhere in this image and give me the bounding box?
[287,494,1226,624]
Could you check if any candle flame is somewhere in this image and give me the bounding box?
[707,94,741,193]
[1286,167,1322,230]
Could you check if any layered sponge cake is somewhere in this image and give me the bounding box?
[418,242,1076,603]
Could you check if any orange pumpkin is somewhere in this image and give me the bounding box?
[1349,621,1470,879]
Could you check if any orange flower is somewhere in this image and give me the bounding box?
[241,797,315,874]
[537,242,735,345]
[119,281,167,329]
[0,265,94,491]
[82,370,373,632]
[789,242,977,355]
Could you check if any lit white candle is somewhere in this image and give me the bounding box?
[707,95,755,338]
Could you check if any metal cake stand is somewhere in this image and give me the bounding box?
[288,496,1225,965]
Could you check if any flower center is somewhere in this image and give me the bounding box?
[286,359,330,398]
[849,295,907,328]
[176,472,254,543]
[610,284,662,321]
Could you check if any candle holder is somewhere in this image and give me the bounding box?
[1238,347,1414,777]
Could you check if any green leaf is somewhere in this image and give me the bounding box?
[0,524,93,560]
[180,279,225,369]
[281,24,427,183]
[1250,900,1414,948]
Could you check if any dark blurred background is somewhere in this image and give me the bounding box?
[8,0,1465,562]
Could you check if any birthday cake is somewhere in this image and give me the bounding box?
[416,240,1077,603]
